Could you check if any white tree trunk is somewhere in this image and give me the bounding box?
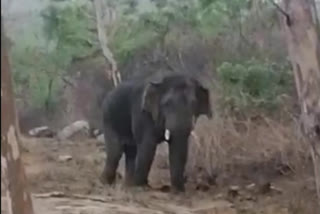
[93,0,121,87]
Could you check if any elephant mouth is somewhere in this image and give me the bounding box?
[191,116,196,129]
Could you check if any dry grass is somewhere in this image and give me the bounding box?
[187,114,310,180]
[18,113,318,213]
[182,112,318,213]
[287,192,317,214]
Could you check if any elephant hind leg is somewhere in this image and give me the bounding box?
[124,145,137,186]
[100,125,123,185]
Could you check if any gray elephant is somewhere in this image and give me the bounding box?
[100,73,212,192]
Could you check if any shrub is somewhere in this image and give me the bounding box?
[217,59,293,113]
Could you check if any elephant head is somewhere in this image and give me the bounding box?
[141,73,212,191]
[142,73,212,133]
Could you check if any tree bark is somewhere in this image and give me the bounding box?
[310,0,320,35]
[1,19,34,214]
[93,0,121,87]
[281,0,320,205]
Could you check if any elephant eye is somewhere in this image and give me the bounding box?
[188,91,197,106]
[184,87,195,99]
[161,95,173,108]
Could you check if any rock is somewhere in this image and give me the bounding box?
[259,182,271,194]
[58,155,72,162]
[195,183,210,192]
[28,126,56,138]
[228,185,240,198]
[96,134,104,144]
[57,120,90,141]
[93,129,102,137]
[245,182,282,195]
[270,185,283,194]
[213,193,224,200]
[244,194,257,201]
[245,183,256,191]
[89,128,102,138]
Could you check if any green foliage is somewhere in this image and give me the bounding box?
[110,7,177,64]
[11,47,63,109]
[109,0,261,64]
[217,59,293,113]
[41,2,97,65]
[12,0,291,117]
[110,0,223,64]
[12,1,96,109]
[109,17,158,64]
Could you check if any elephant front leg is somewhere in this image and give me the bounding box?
[169,139,188,192]
[134,136,157,187]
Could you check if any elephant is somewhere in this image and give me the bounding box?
[100,73,212,192]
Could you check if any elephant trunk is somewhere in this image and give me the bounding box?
[168,131,190,192]
[163,108,195,191]
[164,109,194,134]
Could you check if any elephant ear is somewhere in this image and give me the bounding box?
[141,80,162,121]
[194,80,212,119]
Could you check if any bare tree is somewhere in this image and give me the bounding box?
[1,19,34,214]
[93,0,121,87]
[277,0,320,205]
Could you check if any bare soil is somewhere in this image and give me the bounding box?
[2,136,318,214]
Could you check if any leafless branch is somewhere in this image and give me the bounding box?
[269,0,292,26]
[62,76,76,88]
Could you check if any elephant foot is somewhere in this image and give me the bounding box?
[126,179,152,192]
[99,171,108,185]
[129,185,152,193]
[100,171,122,186]
[171,188,185,195]
[171,184,185,194]
[133,177,150,187]
[124,178,135,187]
[156,185,185,194]
[134,181,151,189]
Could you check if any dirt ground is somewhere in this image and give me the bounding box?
[1,136,318,214]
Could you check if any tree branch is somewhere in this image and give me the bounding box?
[93,0,121,87]
[269,0,292,26]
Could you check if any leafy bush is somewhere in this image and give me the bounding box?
[217,59,293,113]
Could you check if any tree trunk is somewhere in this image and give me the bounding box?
[1,19,34,214]
[1,24,21,138]
[93,0,121,87]
[310,0,320,35]
[281,0,320,205]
